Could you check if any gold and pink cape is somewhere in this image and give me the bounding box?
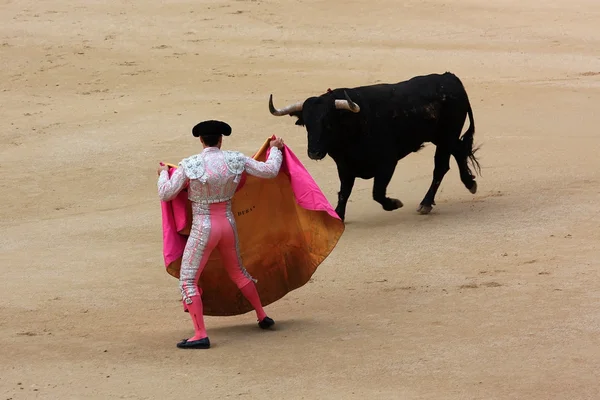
[160,137,345,316]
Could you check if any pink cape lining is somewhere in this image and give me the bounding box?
[160,139,341,269]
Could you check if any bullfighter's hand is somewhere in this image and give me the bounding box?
[157,165,169,175]
[270,137,284,149]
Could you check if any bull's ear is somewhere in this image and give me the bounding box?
[290,111,305,126]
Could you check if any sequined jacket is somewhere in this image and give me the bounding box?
[157,146,283,206]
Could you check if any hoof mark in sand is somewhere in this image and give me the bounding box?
[17,331,38,336]
[483,282,502,287]
[460,283,479,289]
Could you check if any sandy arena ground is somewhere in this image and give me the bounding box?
[2,0,600,398]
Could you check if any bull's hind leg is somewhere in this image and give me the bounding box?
[452,146,478,194]
[418,147,451,214]
[373,161,403,212]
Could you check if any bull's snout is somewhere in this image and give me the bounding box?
[308,151,326,160]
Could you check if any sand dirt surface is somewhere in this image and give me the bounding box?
[2,0,600,399]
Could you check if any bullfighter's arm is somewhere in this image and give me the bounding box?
[243,147,283,179]
[157,166,189,201]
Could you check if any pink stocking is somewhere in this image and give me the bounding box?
[240,282,267,321]
[186,294,207,341]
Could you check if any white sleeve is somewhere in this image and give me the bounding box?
[157,167,188,201]
[243,147,283,179]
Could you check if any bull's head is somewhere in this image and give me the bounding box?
[268,91,360,160]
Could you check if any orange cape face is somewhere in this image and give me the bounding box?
[163,138,345,316]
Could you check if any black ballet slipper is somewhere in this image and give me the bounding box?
[258,316,275,330]
[176,337,210,349]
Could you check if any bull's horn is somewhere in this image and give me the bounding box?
[334,90,360,113]
[269,94,303,116]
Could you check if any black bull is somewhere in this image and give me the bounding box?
[268,72,481,222]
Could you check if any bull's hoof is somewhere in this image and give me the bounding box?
[392,198,404,209]
[417,204,433,215]
[469,181,478,194]
[383,198,403,211]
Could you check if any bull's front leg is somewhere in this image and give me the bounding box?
[335,166,355,222]
[373,162,403,211]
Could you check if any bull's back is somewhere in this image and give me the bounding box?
[348,72,465,106]
[363,73,466,149]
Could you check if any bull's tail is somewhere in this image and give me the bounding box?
[460,93,482,177]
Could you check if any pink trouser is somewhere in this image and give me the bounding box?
[179,201,256,304]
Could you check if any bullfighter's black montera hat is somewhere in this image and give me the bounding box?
[192,120,232,138]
